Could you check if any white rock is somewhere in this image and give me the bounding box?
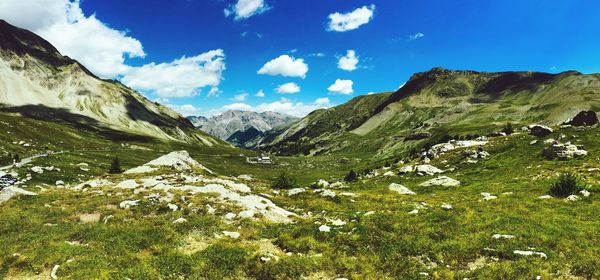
[440,203,453,210]
[339,192,357,197]
[206,204,216,214]
[222,231,240,239]
[398,165,414,174]
[565,195,580,202]
[330,219,346,226]
[538,195,553,199]
[238,210,256,219]
[388,183,416,195]
[315,179,330,188]
[31,166,44,174]
[116,179,138,189]
[492,234,515,239]
[481,193,497,200]
[55,180,65,186]
[580,190,591,197]
[318,225,331,232]
[173,217,187,224]
[0,187,37,204]
[513,250,547,259]
[287,188,306,196]
[224,212,237,220]
[237,174,253,180]
[320,189,337,198]
[415,165,444,176]
[124,150,212,174]
[383,171,395,177]
[419,176,460,187]
[167,203,179,211]
[50,264,60,279]
[119,200,139,209]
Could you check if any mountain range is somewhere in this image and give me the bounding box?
[188,110,297,147]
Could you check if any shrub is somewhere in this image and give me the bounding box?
[344,169,358,182]
[502,122,514,135]
[109,156,122,174]
[550,172,583,197]
[272,172,296,189]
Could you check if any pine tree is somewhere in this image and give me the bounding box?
[109,156,122,174]
[344,169,358,182]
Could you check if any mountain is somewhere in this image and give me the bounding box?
[188,110,298,147]
[0,20,221,145]
[262,67,600,157]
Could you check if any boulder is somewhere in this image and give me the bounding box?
[398,165,414,174]
[419,176,460,187]
[415,165,444,176]
[0,186,37,204]
[388,183,416,195]
[287,188,306,196]
[319,225,331,232]
[529,125,553,137]
[565,111,598,126]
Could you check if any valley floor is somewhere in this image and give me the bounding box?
[0,115,598,279]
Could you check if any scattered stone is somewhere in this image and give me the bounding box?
[173,217,187,224]
[543,141,587,160]
[222,231,240,239]
[481,192,497,201]
[50,264,60,279]
[339,192,357,197]
[287,188,306,196]
[440,203,453,210]
[55,180,65,186]
[79,212,101,223]
[319,189,337,198]
[330,219,346,226]
[415,165,444,176]
[419,176,460,187]
[513,250,547,259]
[224,212,237,220]
[318,225,331,232]
[383,171,395,177]
[398,165,414,174]
[492,234,515,239]
[167,203,179,211]
[238,210,256,219]
[529,125,553,137]
[565,195,580,202]
[116,179,139,189]
[538,195,553,199]
[388,183,416,195]
[119,200,139,209]
[315,179,330,188]
[530,140,538,145]
[580,190,590,197]
[237,174,253,180]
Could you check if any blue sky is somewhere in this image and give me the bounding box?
[2,0,600,117]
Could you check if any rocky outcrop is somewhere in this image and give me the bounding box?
[529,125,553,137]
[419,176,460,187]
[388,183,416,195]
[565,111,598,126]
[543,141,588,160]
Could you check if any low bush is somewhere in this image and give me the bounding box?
[550,172,583,197]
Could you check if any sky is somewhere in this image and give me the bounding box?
[1,0,599,117]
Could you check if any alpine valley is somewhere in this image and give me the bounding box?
[1,13,599,280]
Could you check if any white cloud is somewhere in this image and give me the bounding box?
[0,0,145,78]
[315,97,330,105]
[327,5,375,32]
[170,104,202,116]
[338,50,359,71]
[408,32,425,41]
[232,92,248,101]
[213,97,332,117]
[328,79,354,95]
[255,90,265,97]
[207,87,222,97]
[121,50,226,98]
[258,55,308,78]
[276,82,301,94]
[224,0,270,20]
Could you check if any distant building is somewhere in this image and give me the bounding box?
[257,156,273,164]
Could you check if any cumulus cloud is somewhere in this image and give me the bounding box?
[328,79,353,95]
[276,82,301,94]
[338,50,359,71]
[327,5,375,32]
[121,50,226,98]
[0,0,145,78]
[232,92,248,101]
[170,104,202,116]
[255,90,265,97]
[0,0,227,98]
[258,55,308,78]
[207,87,222,97]
[224,0,271,20]
[213,98,332,117]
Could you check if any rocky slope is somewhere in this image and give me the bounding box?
[188,110,298,147]
[262,68,600,156]
[0,20,220,145]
